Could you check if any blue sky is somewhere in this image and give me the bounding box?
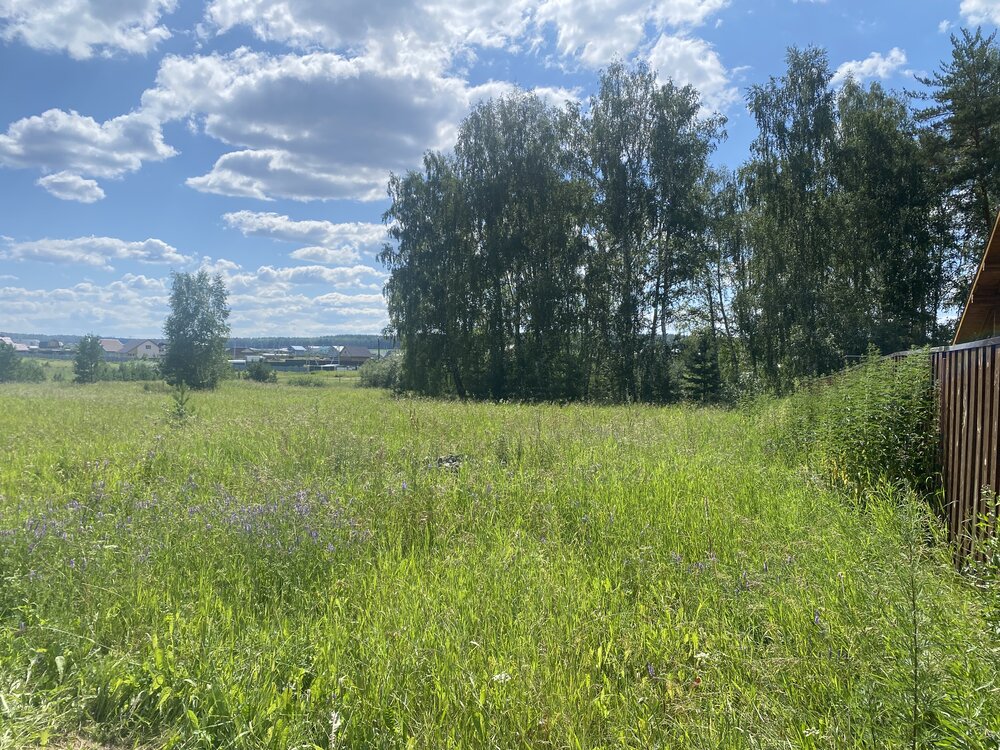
[0,0,996,337]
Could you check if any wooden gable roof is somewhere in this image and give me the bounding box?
[954,210,1000,344]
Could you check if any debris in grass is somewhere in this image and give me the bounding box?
[435,454,464,472]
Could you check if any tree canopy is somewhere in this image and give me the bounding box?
[161,271,231,390]
[381,35,1000,400]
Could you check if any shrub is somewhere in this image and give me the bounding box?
[288,375,328,387]
[14,359,46,383]
[0,343,47,383]
[246,361,277,383]
[112,360,160,381]
[73,334,104,383]
[767,349,939,500]
[359,355,402,390]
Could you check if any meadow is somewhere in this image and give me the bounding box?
[1,377,999,748]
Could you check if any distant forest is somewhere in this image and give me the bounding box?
[380,32,1000,402]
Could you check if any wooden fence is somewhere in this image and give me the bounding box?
[919,336,1000,556]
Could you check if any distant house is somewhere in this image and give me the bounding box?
[41,339,63,350]
[100,338,124,354]
[337,345,372,368]
[120,339,165,359]
[0,336,28,352]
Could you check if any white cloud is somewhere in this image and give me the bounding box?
[0,256,388,335]
[531,85,581,107]
[0,0,176,59]
[832,47,907,85]
[186,150,390,202]
[938,19,953,33]
[223,210,386,265]
[199,257,242,274]
[36,171,105,203]
[205,0,533,63]
[647,33,738,112]
[0,277,170,337]
[536,0,728,68]
[0,109,175,191]
[1,236,192,271]
[961,0,1000,25]
[229,263,385,291]
[139,48,510,201]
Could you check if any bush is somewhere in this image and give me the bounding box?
[767,349,939,500]
[359,355,402,390]
[112,360,160,381]
[0,343,47,383]
[14,359,46,383]
[246,361,277,383]
[288,375,328,387]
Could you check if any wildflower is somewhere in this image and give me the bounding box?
[401,481,408,491]
[492,672,511,683]
[813,609,821,627]
[646,662,655,679]
[692,675,702,688]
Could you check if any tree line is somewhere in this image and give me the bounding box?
[380,31,1000,401]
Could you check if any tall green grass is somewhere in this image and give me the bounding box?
[764,350,940,501]
[0,377,997,748]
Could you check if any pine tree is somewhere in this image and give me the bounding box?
[681,331,722,404]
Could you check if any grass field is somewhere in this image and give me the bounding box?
[1,378,999,748]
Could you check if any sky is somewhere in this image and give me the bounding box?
[1,0,999,338]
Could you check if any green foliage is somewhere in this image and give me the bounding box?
[358,355,402,390]
[0,343,47,383]
[768,350,940,500]
[1,380,998,747]
[72,334,104,384]
[382,70,721,403]
[161,271,231,390]
[13,358,45,383]
[0,341,19,382]
[169,382,194,422]
[287,374,327,387]
[246,360,277,383]
[106,360,160,382]
[916,28,1000,307]
[681,331,722,404]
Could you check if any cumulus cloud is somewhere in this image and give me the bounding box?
[0,276,170,336]
[229,263,385,291]
[647,34,738,112]
[187,150,390,202]
[961,0,1000,24]
[832,47,908,85]
[537,0,728,67]
[0,0,176,58]
[205,0,533,63]
[1,236,192,271]
[139,48,510,201]
[36,171,105,202]
[0,109,174,192]
[223,210,387,264]
[0,264,388,336]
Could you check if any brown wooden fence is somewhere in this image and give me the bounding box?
[920,336,1000,556]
